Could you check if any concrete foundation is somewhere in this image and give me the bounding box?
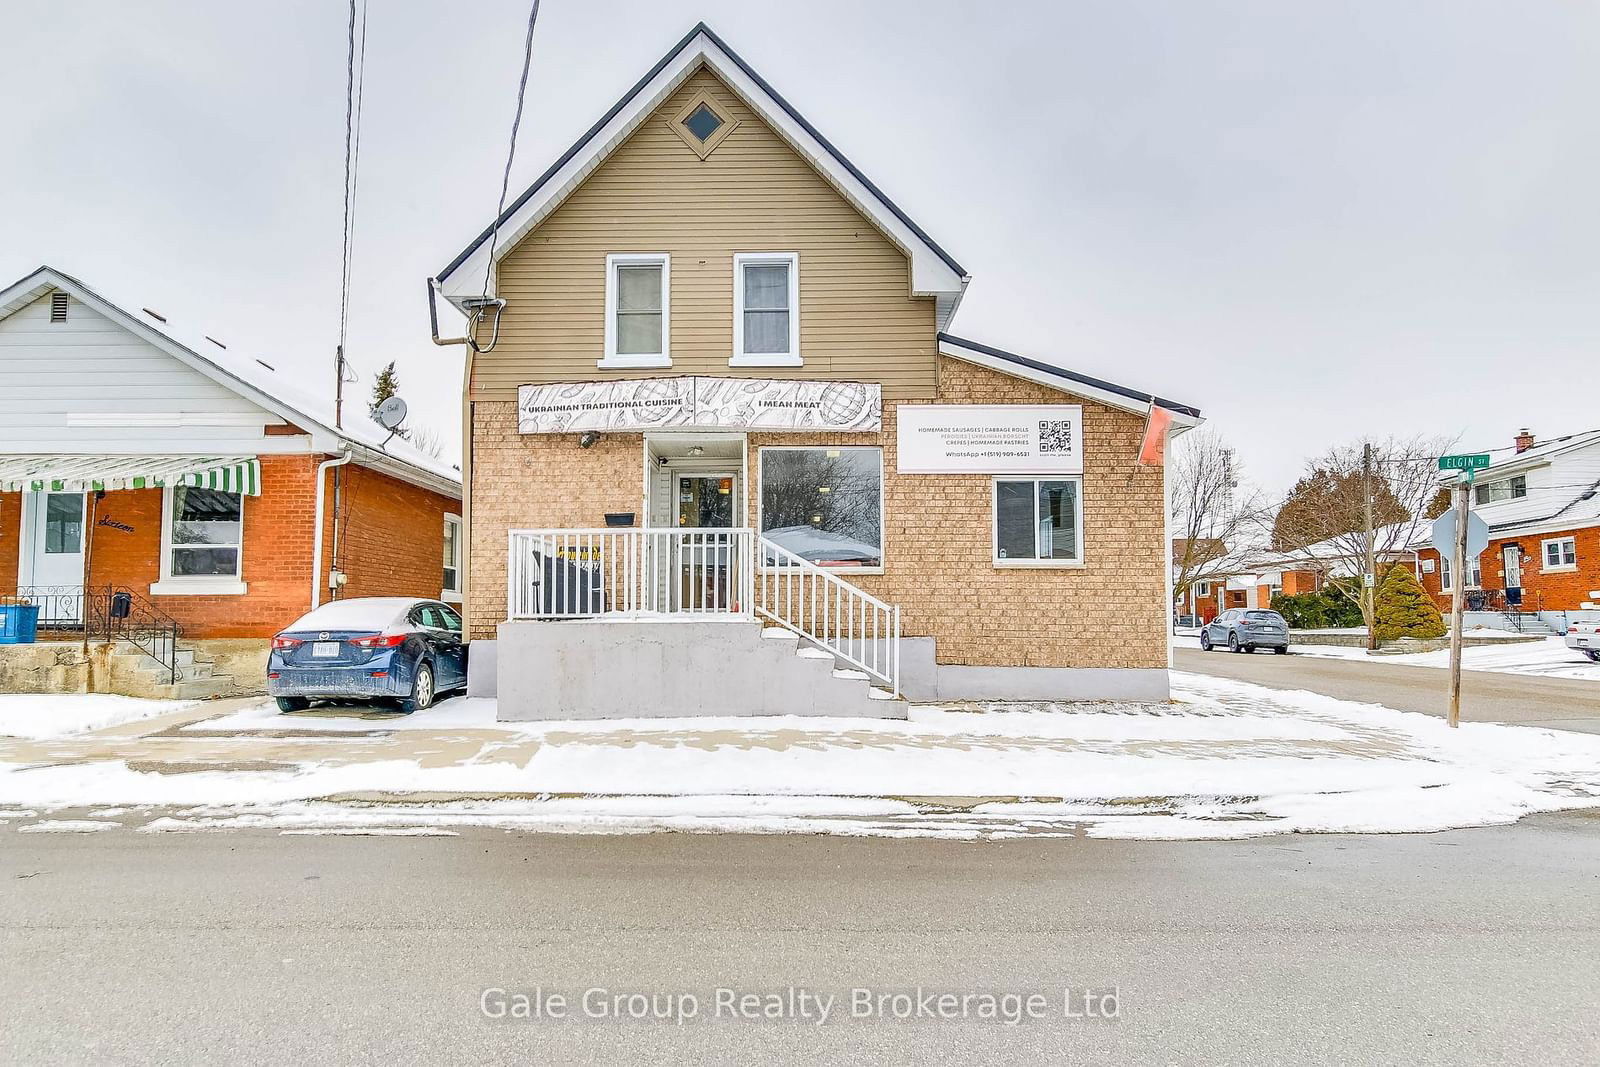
[495,619,904,721]
[481,626,1172,715]
[0,638,265,699]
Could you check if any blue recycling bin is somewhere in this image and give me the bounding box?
[0,603,40,644]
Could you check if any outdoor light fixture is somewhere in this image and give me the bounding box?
[816,486,832,493]
[688,445,705,457]
[578,431,601,448]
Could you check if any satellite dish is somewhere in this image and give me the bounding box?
[375,395,408,431]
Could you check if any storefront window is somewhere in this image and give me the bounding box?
[993,478,1082,564]
[168,487,243,577]
[759,447,882,568]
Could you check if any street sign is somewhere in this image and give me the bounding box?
[1438,454,1491,471]
[1431,510,1488,560]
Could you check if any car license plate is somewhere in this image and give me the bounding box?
[311,641,341,658]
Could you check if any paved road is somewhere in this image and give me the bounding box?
[1176,646,1600,732]
[4,817,1600,1065]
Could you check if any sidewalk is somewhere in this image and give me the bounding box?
[2,675,1599,840]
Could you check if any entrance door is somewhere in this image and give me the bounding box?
[20,491,86,623]
[1502,545,1523,593]
[674,472,736,610]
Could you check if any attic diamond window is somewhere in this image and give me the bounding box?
[683,103,724,142]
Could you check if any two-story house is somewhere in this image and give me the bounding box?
[434,24,1201,719]
[1413,428,1600,617]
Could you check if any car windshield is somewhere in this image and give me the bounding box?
[1245,611,1284,622]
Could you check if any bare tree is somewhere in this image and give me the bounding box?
[1170,429,1266,619]
[407,424,446,459]
[1270,434,1453,643]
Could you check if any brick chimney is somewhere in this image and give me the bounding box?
[1514,428,1535,453]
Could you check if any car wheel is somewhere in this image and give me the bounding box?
[1229,634,1242,653]
[1274,645,1289,655]
[401,662,435,714]
[1587,650,1600,663]
[1200,631,1212,651]
[276,696,310,713]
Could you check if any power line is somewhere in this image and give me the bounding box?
[483,0,541,298]
[336,0,369,425]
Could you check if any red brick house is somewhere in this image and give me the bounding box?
[0,267,462,692]
[1412,428,1600,617]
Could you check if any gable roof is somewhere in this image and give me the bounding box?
[937,334,1203,423]
[0,266,460,497]
[434,22,969,327]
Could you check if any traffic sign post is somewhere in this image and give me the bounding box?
[1435,454,1490,728]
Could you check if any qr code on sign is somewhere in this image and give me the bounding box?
[1039,420,1074,454]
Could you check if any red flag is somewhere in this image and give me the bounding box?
[1138,404,1174,466]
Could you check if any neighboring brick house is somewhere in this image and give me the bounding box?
[1411,428,1600,615]
[0,267,462,690]
[432,23,1201,716]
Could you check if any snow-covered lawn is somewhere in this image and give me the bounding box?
[0,694,197,740]
[1174,632,1600,679]
[3,676,1599,839]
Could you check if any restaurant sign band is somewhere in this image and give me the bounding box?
[896,405,1084,475]
[518,377,881,434]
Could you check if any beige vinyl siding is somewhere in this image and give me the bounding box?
[471,68,938,401]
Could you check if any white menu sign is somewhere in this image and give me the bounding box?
[897,404,1084,475]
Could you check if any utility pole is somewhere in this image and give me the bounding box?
[334,344,345,429]
[1448,475,1470,729]
[1363,442,1377,651]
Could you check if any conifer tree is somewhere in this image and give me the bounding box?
[1373,564,1446,642]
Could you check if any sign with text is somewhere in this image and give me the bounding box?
[518,377,880,434]
[896,405,1084,475]
[1438,454,1491,471]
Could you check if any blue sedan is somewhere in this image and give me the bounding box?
[267,597,467,713]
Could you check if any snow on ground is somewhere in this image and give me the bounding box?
[191,696,501,733]
[1173,632,1600,679]
[4,676,1600,839]
[0,694,196,740]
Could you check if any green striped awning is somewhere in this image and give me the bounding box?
[0,455,261,495]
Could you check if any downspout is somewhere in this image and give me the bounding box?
[311,451,352,610]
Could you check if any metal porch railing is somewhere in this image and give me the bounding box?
[508,527,755,620]
[754,537,900,696]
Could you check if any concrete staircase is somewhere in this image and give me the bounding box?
[106,640,236,701]
[1501,612,1560,637]
[760,626,904,716]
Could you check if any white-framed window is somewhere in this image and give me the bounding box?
[600,253,670,369]
[732,252,800,367]
[151,485,246,595]
[993,477,1084,566]
[442,513,463,602]
[1475,475,1526,506]
[1195,581,1212,597]
[1439,554,1482,593]
[757,446,883,571]
[1542,536,1577,572]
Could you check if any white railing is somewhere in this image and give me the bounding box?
[508,528,754,620]
[755,537,900,696]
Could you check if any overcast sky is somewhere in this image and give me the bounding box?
[3,1,1595,494]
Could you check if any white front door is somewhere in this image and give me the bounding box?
[20,491,87,621]
[1502,545,1523,590]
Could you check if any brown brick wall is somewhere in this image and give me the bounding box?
[467,401,645,639]
[331,463,461,603]
[1416,526,1600,612]
[467,358,1169,668]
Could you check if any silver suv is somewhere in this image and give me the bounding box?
[1201,609,1290,654]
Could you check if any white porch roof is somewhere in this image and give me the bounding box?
[0,454,261,495]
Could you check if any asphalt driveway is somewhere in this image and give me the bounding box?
[1175,646,1600,733]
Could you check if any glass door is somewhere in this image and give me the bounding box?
[675,472,736,611]
[22,492,86,623]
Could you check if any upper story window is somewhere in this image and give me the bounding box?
[1475,474,1526,505]
[732,252,800,367]
[601,253,670,369]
